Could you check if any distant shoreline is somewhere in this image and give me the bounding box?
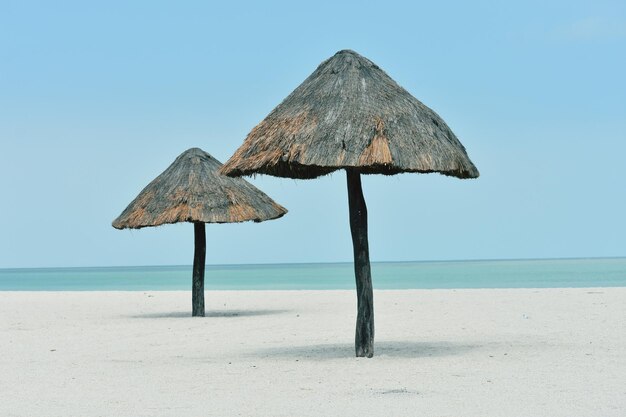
[2,255,625,272]
[2,258,625,291]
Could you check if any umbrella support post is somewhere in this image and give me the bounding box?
[192,222,206,317]
[347,170,374,358]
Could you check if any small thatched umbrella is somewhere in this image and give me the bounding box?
[113,147,287,317]
[221,50,479,357]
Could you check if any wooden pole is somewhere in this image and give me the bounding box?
[346,169,374,357]
[192,222,206,317]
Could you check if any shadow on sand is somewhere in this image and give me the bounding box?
[254,341,479,360]
[128,309,289,319]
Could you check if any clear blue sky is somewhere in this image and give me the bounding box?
[1,0,625,268]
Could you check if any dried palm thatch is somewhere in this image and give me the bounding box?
[113,148,286,229]
[220,50,479,357]
[220,49,479,180]
[113,147,287,317]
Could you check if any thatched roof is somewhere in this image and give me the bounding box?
[220,49,479,180]
[112,148,287,229]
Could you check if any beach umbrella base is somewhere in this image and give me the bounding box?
[347,170,375,357]
[192,222,206,317]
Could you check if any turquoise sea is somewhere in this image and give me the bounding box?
[0,258,625,291]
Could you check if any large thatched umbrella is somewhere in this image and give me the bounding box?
[221,50,479,357]
[113,147,287,316]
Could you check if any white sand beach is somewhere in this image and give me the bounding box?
[1,289,625,417]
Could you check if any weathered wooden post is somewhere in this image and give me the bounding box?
[347,170,374,357]
[192,222,206,317]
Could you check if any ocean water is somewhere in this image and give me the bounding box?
[0,258,625,291]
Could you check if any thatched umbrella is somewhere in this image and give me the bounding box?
[221,50,479,357]
[113,147,287,317]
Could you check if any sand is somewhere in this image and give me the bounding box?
[1,289,625,417]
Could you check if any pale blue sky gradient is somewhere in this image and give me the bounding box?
[1,0,625,268]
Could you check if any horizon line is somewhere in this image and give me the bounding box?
[1,255,625,271]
